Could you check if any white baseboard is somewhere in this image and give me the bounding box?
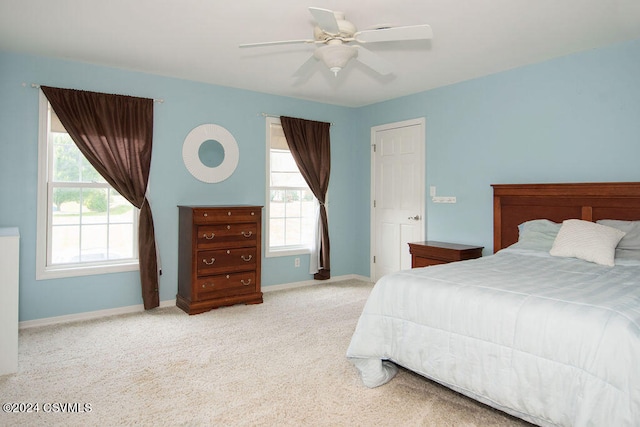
[19,299,176,330]
[262,274,371,292]
[19,274,372,329]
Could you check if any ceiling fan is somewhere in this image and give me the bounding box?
[239,7,433,78]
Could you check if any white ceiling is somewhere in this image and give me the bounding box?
[1,0,639,107]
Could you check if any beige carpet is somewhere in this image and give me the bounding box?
[0,279,531,426]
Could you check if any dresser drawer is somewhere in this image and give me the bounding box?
[197,248,257,275]
[197,223,257,249]
[196,272,256,299]
[192,207,261,224]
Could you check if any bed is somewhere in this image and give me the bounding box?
[347,182,640,427]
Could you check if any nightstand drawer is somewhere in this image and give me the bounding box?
[408,241,483,268]
[412,257,448,268]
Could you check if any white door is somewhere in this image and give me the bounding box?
[371,119,425,282]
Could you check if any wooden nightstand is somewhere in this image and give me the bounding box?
[408,241,483,268]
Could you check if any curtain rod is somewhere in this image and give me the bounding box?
[26,83,164,103]
[258,112,333,126]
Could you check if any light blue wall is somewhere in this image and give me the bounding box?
[0,52,367,321]
[2,37,639,321]
[359,38,640,254]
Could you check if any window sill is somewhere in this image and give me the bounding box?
[36,261,139,280]
[265,247,310,258]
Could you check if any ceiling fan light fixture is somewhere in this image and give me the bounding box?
[314,44,356,76]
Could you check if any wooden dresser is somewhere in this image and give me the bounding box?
[408,241,483,268]
[177,205,263,315]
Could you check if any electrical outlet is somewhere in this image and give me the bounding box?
[294,257,300,267]
[433,196,457,204]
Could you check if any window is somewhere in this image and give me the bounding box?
[266,117,317,256]
[36,92,139,279]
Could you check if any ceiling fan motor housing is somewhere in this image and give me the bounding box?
[313,11,357,41]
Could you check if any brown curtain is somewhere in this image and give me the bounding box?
[41,86,159,309]
[280,116,331,280]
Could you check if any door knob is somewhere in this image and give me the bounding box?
[408,215,421,220]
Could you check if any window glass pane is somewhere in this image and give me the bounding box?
[81,188,108,224]
[109,224,135,259]
[301,190,316,215]
[302,188,315,202]
[80,224,108,262]
[284,217,301,246]
[270,151,307,187]
[52,187,81,225]
[271,171,307,187]
[51,224,80,264]
[110,191,134,224]
[269,218,285,247]
[52,133,80,182]
[271,150,298,171]
[284,190,302,216]
[270,195,285,218]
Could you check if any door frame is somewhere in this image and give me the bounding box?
[370,117,426,281]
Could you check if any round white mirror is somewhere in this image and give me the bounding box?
[182,124,239,183]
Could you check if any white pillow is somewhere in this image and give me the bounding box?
[511,219,561,252]
[596,219,640,260]
[550,219,626,266]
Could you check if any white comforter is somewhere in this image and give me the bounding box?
[347,249,640,427]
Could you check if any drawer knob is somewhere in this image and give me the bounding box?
[241,231,253,237]
[202,257,216,265]
[203,232,215,239]
[202,282,214,288]
[228,211,231,216]
[203,212,208,217]
[241,254,253,262]
[241,279,252,286]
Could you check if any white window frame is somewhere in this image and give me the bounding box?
[265,117,320,258]
[36,91,139,280]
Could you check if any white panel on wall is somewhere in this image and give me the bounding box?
[0,228,19,376]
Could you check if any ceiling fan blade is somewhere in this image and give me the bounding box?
[309,7,339,34]
[240,39,314,48]
[292,55,319,79]
[356,24,433,43]
[354,46,393,75]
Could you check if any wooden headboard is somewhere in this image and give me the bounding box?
[492,182,640,253]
